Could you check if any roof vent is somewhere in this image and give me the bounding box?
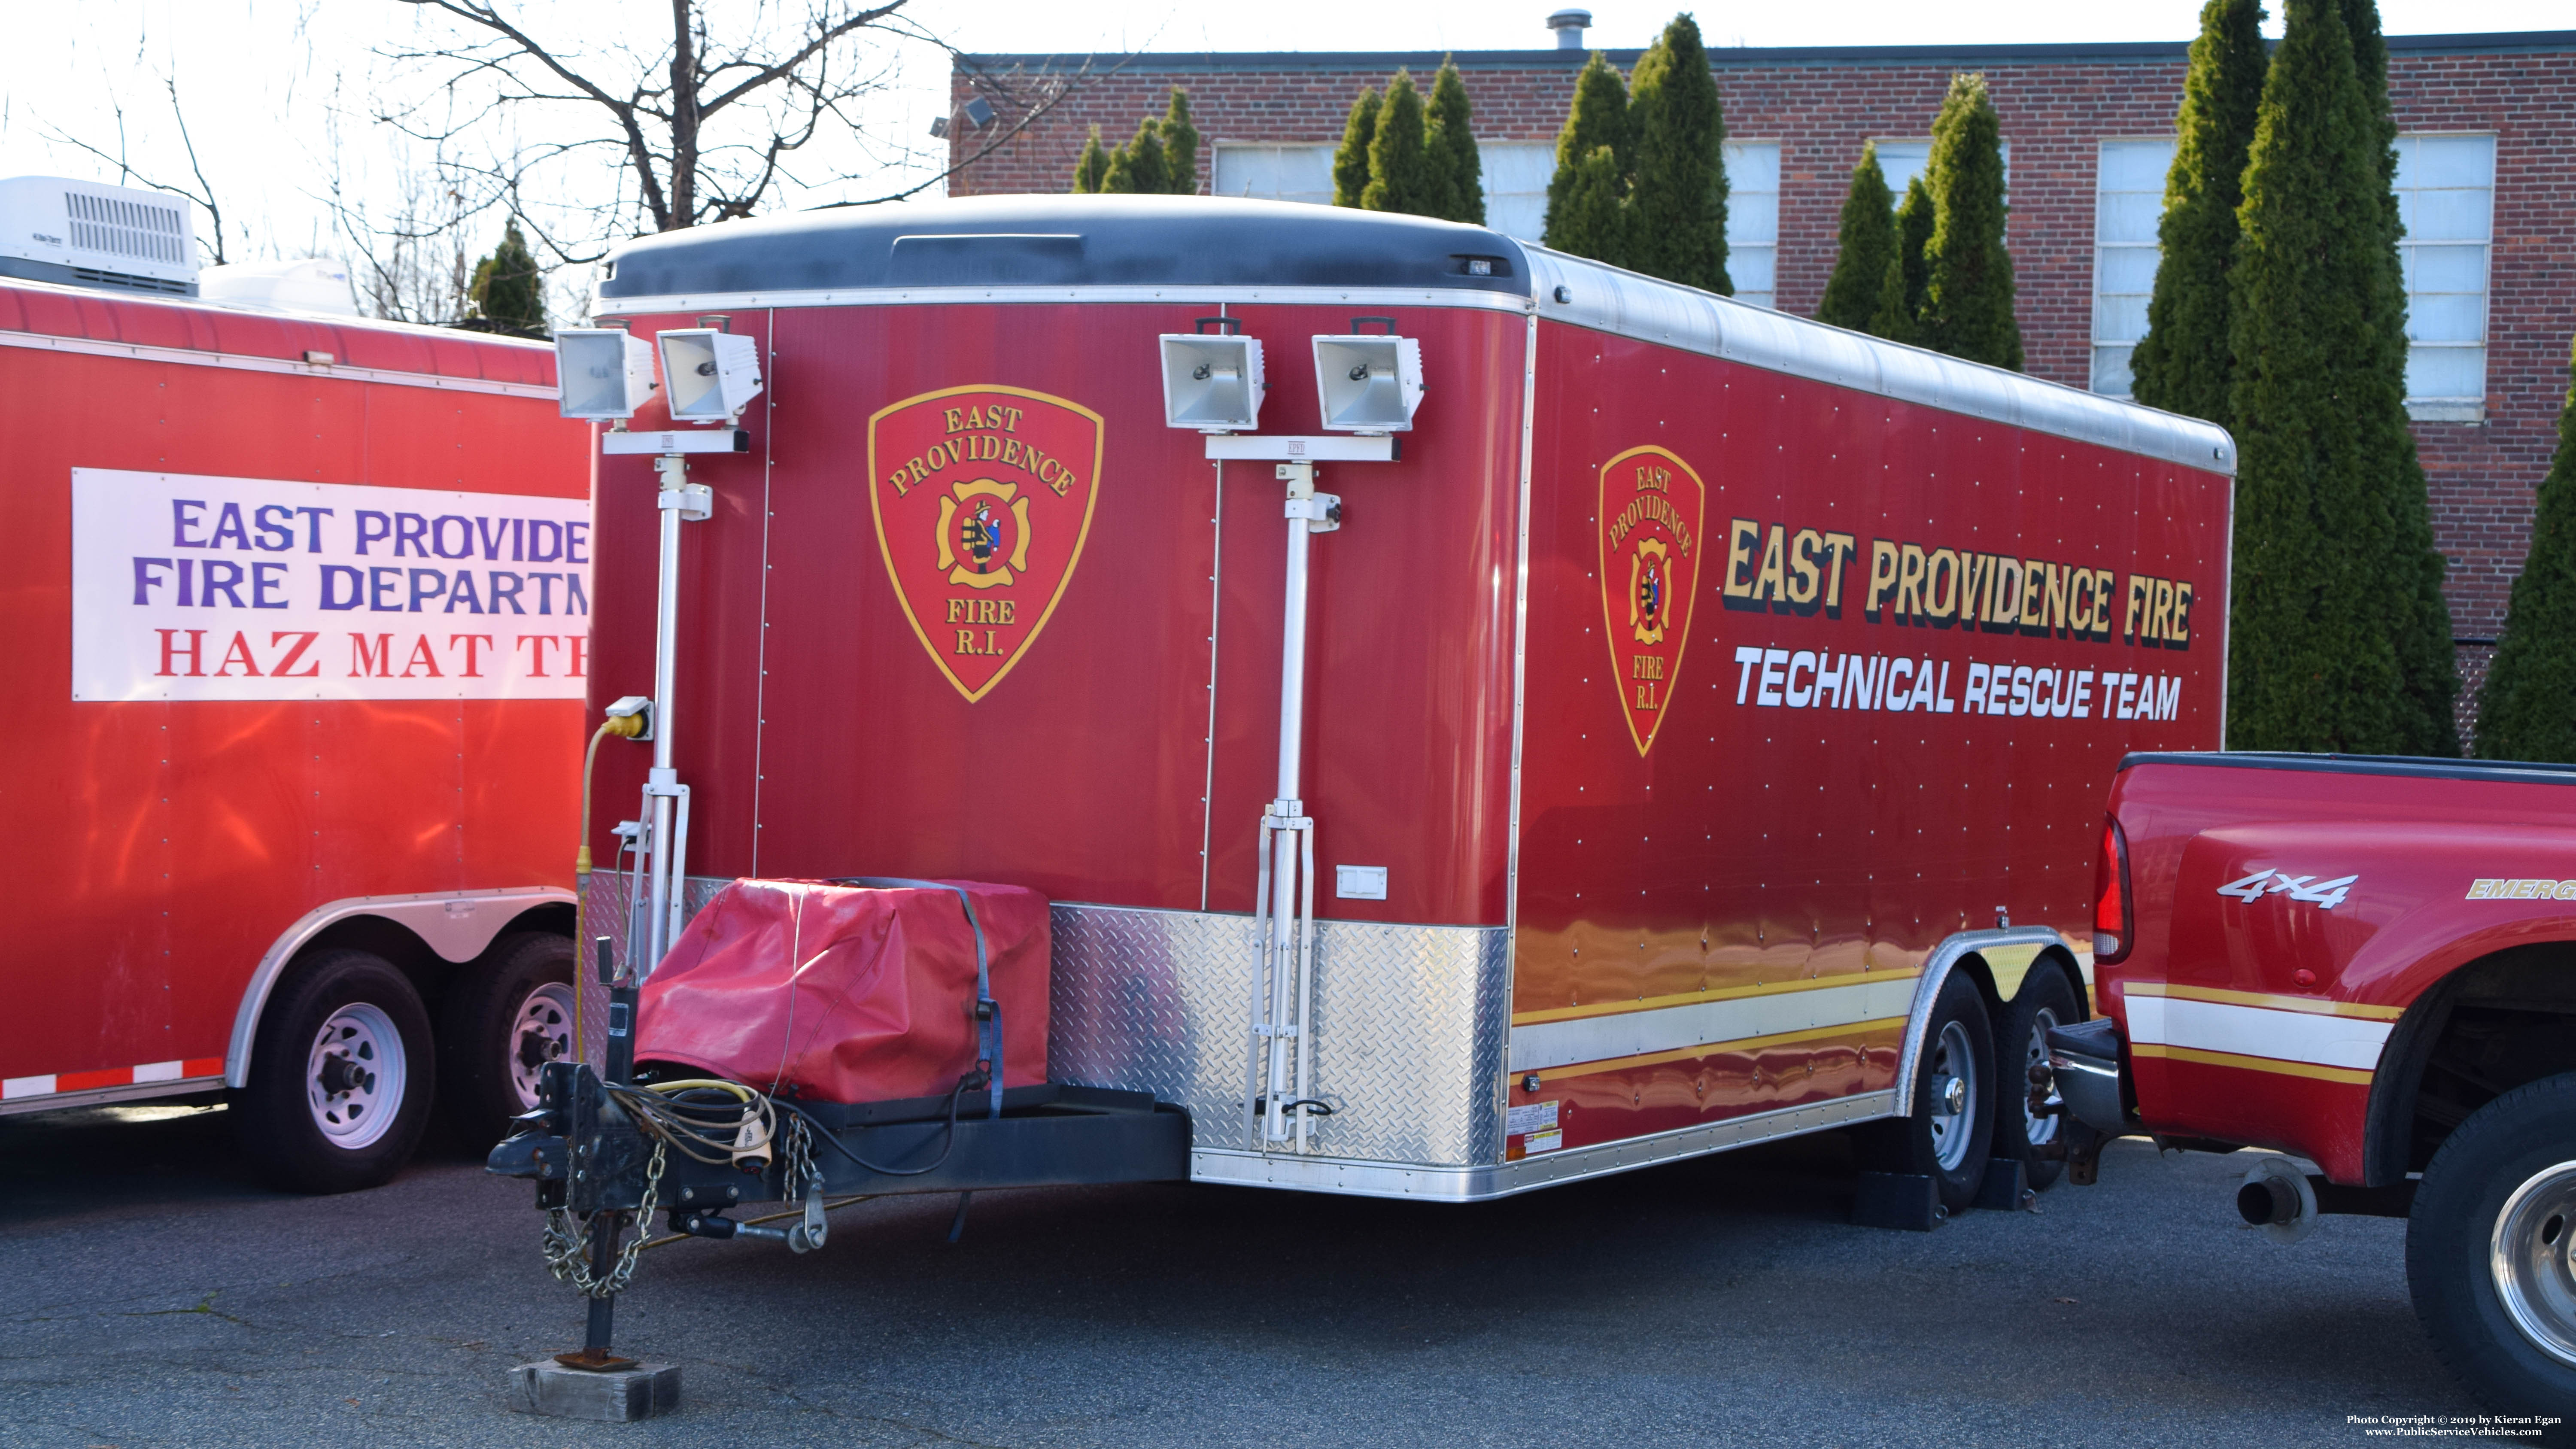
[200,257,359,316]
[1547,9,1592,49]
[0,176,200,295]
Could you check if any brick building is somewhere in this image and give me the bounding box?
[947,26,2576,688]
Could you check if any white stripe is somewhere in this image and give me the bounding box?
[594,284,1534,319]
[3,1074,58,1100]
[2126,996,2392,1072]
[0,329,560,401]
[132,1060,184,1083]
[1508,977,1918,1073]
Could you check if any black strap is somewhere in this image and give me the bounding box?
[835,878,1003,1120]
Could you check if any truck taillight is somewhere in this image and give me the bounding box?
[2094,815,2133,963]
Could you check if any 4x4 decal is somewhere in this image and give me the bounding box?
[2215,869,2358,911]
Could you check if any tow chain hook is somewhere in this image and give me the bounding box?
[789,1168,827,1253]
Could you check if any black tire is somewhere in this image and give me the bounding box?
[2407,1072,2576,1416]
[1992,966,2081,1192]
[437,932,577,1146]
[1859,969,1997,1213]
[234,948,435,1194]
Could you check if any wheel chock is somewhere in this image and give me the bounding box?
[1851,1171,1941,1231]
[1976,1157,2035,1212]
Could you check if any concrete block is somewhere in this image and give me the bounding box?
[507,1359,680,1421]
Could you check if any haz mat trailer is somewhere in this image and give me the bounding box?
[538,194,2234,1236]
[0,233,592,1192]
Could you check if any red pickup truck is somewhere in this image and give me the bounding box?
[2052,751,2576,1413]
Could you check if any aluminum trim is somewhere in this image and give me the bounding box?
[225,887,576,1087]
[1889,927,2074,1112]
[1501,307,1540,1158]
[593,285,1536,320]
[1191,1089,1896,1201]
[0,1075,228,1118]
[0,327,559,400]
[1522,248,2237,476]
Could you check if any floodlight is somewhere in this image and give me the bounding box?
[658,328,764,422]
[1160,332,1266,432]
[1312,331,1425,433]
[555,328,658,420]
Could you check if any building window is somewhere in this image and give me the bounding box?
[2397,133,2497,421]
[2091,138,2175,398]
[1210,144,1335,206]
[1479,143,1555,244]
[1724,142,1781,310]
[1869,140,2011,202]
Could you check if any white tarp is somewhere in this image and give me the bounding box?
[70,468,591,702]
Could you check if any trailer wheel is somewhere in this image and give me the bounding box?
[1992,967,2080,1192]
[437,932,577,1145]
[235,949,435,1194]
[1860,970,1996,1213]
[2407,1072,2576,1415]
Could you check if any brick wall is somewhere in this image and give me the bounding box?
[949,38,2576,635]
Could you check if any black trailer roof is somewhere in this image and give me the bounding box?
[597,195,1530,301]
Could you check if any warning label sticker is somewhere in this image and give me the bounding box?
[1507,1100,1561,1154]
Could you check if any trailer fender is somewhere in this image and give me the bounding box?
[1892,927,2074,1116]
[225,888,574,1088]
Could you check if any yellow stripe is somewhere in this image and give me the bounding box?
[2125,981,2403,1021]
[2131,1042,2376,1085]
[1512,969,1922,1027]
[1530,1017,1907,1084]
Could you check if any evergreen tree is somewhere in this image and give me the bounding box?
[1332,89,1381,208]
[1425,58,1485,224]
[2130,0,2268,422]
[468,220,545,333]
[1919,73,2022,369]
[2475,335,2576,762]
[1071,127,1110,194]
[1874,176,1935,344]
[1818,143,1896,332]
[1107,118,1170,195]
[1626,14,1731,293]
[2344,0,2459,753]
[1362,69,1437,216]
[1159,89,1200,194]
[1542,52,1631,262]
[2225,0,2451,753]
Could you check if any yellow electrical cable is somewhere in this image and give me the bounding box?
[573,712,645,1060]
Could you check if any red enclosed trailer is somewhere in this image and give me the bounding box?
[0,268,591,1191]
[562,194,2234,1216]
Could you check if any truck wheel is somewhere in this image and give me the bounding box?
[1993,967,2080,1192]
[1860,969,1996,1213]
[438,932,577,1145]
[235,949,435,1194]
[2407,1072,2576,1415]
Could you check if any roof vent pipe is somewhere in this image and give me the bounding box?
[1546,9,1592,49]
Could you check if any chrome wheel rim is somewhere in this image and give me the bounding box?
[306,1002,404,1149]
[2022,1007,2063,1148]
[507,983,577,1111]
[2491,1159,2576,1367]
[1928,1019,1980,1173]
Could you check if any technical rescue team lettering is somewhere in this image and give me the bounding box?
[70,468,589,702]
[1595,456,2208,750]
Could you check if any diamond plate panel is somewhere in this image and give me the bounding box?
[1049,904,1511,1168]
[574,872,730,1066]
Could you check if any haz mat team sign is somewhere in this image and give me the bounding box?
[70,468,590,702]
[869,386,1103,703]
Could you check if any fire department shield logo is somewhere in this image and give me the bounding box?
[1596,445,1706,754]
[869,386,1104,702]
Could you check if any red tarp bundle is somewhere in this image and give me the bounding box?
[635,878,1049,1104]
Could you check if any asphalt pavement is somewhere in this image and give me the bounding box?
[0,1101,2519,1448]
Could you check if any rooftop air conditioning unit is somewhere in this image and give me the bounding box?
[0,176,200,296]
[199,257,358,316]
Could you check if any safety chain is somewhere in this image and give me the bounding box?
[539,1139,668,1299]
[781,1113,815,1203]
